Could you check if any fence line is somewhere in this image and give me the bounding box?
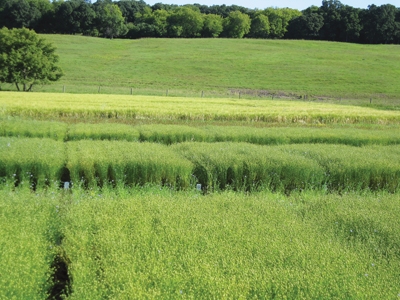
[1,83,398,106]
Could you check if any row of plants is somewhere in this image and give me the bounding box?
[0,188,58,299]
[1,137,399,192]
[2,118,400,146]
[2,92,400,124]
[1,187,399,298]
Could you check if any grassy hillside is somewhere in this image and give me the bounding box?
[17,36,399,99]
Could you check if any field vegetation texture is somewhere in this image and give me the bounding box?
[2,92,400,124]
[1,39,400,299]
[1,187,400,299]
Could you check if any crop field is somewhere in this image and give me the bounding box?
[1,136,400,192]
[2,92,400,124]
[3,116,400,146]
[1,37,400,298]
[1,187,400,299]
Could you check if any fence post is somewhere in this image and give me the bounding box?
[98,86,101,93]
[370,98,372,104]
[166,89,168,96]
[201,91,204,98]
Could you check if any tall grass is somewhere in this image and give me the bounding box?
[0,117,67,140]
[283,144,400,192]
[0,137,65,188]
[173,142,400,193]
[67,122,139,141]
[66,140,193,189]
[4,119,400,146]
[138,124,400,146]
[1,138,399,192]
[137,124,208,144]
[173,142,325,192]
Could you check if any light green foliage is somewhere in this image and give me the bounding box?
[67,122,139,141]
[133,7,169,37]
[1,137,399,193]
[97,3,127,39]
[1,188,399,298]
[2,118,400,146]
[137,124,207,144]
[263,7,302,38]
[0,188,57,299]
[1,92,399,124]
[173,142,325,192]
[202,14,223,37]
[0,95,399,297]
[283,144,400,192]
[222,11,251,38]
[200,124,400,146]
[66,140,193,189]
[166,7,204,38]
[291,192,400,263]
[0,117,67,140]
[60,190,400,298]
[0,137,65,188]
[0,28,63,91]
[248,13,270,38]
[174,142,400,192]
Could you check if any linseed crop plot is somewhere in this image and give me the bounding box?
[1,92,400,124]
[1,138,400,193]
[0,188,59,299]
[1,187,400,299]
[14,36,400,99]
[3,117,400,146]
[0,137,65,188]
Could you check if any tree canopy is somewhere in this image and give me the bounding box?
[0,0,398,44]
[0,27,63,91]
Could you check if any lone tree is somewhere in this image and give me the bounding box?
[0,27,63,91]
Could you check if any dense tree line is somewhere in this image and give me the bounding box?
[0,0,399,43]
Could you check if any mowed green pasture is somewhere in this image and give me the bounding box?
[1,187,400,299]
[1,92,400,124]
[2,36,399,99]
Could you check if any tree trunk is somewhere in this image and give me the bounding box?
[27,84,33,92]
[15,83,20,91]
